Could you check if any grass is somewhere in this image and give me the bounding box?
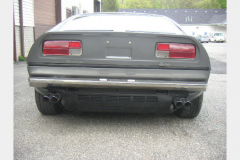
[18,55,27,61]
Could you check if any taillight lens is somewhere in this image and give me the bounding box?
[156,43,195,58]
[43,41,82,56]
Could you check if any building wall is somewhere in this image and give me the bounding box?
[215,26,227,37]
[23,0,34,27]
[14,0,34,59]
[14,0,21,58]
[80,0,94,14]
[34,0,56,39]
[15,26,33,57]
[24,26,34,56]
[23,0,34,56]
[61,0,82,21]
[14,0,20,26]
[15,26,21,58]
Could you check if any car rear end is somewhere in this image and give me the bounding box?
[27,13,211,118]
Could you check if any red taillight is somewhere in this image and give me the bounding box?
[156,43,195,58]
[69,41,81,48]
[157,43,169,50]
[43,41,82,56]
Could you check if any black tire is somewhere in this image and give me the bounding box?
[174,94,203,118]
[35,90,62,115]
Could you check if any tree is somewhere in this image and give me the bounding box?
[198,0,222,9]
[118,0,226,9]
[150,0,162,8]
[102,0,119,12]
[180,0,198,8]
[217,0,226,8]
[121,0,155,9]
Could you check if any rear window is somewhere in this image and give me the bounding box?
[52,14,184,35]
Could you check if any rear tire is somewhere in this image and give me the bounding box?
[35,90,62,115]
[174,94,203,118]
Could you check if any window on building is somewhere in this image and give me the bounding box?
[72,6,79,15]
[66,8,72,18]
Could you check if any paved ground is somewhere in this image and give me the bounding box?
[14,43,226,160]
[203,43,226,74]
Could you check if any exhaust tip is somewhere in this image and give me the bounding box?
[173,98,184,109]
[43,94,52,102]
[50,96,59,103]
[175,101,184,108]
[184,101,192,108]
[49,93,61,103]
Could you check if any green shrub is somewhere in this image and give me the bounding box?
[18,55,27,61]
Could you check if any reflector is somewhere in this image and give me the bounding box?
[157,43,169,51]
[69,41,81,48]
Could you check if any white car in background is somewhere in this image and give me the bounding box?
[210,33,225,43]
[196,35,210,43]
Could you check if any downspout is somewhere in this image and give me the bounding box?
[55,0,62,24]
[13,3,17,62]
[19,0,25,57]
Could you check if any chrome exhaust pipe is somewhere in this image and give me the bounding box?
[173,97,192,109]
[50,93,62,103]
[42,93,61,103]
[184,101,192,108]
[43,93,52,102]
[173,98,184,109]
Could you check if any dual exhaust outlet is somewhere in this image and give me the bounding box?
[43,93,61,103]
[173,98,192,109]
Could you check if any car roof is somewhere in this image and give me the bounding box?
[74,12,166,17]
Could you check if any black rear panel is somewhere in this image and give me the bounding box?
[50,88,189,113]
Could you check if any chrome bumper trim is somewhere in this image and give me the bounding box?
[29,77,207,91]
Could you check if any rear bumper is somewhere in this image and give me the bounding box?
[29,77,207,91]
[28,66,210,81]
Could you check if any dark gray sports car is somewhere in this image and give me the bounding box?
[27,13,211,118]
